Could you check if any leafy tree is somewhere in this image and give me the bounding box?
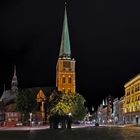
[16,89,37,122]
[50,93,88,121]
[72,93,88,121]
[49,90,62,114]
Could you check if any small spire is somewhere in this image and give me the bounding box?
[102,99,105,106]
[11,65,18,91]
[14,65,16,76]
[92,106,94,112]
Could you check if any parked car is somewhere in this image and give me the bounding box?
[95,123,99,127]
[16,122,23,126]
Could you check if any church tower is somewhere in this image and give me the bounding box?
[56,4,76,94]
[11,65,18,92]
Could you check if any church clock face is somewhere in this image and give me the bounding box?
[63,61,70,68]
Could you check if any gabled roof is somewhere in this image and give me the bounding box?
[0,90,16,105]
[124,74,140,87]
[21,86,56,97]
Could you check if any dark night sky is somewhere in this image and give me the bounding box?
[0,0,140,110]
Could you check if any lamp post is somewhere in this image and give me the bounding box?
[67,112,72,129]
[68,112,72,117]
[29,113,32,127]
[136,115,139,125]
[22,114,25,124]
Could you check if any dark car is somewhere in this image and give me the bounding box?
[95,123,99,127]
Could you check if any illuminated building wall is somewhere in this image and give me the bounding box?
[56,59,76,94]
[124,74,140,124]
[118,96,124,124]
[113,98,119,124]
[107,95,113,122]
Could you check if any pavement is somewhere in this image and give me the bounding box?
[0,124,139,131]
[0,125,50,131]
[0,124,93,131]
[100,124,140,129]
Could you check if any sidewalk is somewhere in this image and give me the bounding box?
[100,124,140,129]
[123,124,140,129]
[0,124,140,131]
[0,124,95,131]
[0,125,50,131]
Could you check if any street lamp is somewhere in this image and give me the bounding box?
[136,115,139,125]
[68,112,72,117]
[29,113,32,127]
[67,112,72,129]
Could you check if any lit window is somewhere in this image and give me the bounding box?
[68,88,71,93]
[68,77,72,83]
[14,113,17,117]
[62,77,66,83]
[135,86,137,92]
[7,113,9,117]
[8,118,11,122]
[126,89,130,96]
[131,87,134,94]
[11,113,13,117]
[62,88,65,93]
[138,84,140,91]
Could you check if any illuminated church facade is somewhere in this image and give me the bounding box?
[0,5,76,125]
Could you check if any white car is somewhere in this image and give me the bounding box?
[16,122,23,126]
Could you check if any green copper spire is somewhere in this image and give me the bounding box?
[59,4,71,58]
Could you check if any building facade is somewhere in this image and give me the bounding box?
[107,95,113,122]
[118,96,124,124]
[97,104,108,125]
[56,7,76,94]
[5,112,21,127]
[124,74,140,124]
[112,98,119,124]
[97,104,103,124]
[97,95,114,125]
[0,66,21,126]
[112,96,125,124]
[0,100,4,125]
